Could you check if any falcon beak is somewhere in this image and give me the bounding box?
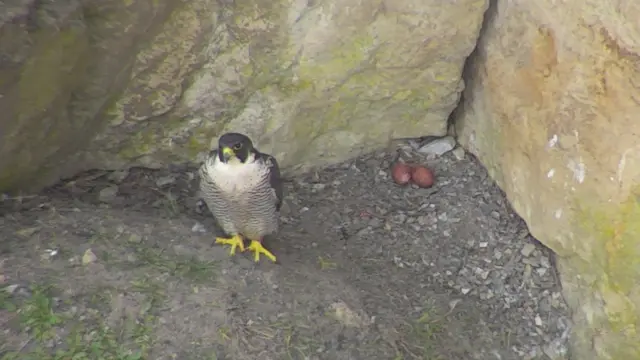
[221,146,235,162]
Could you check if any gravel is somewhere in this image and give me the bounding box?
[0,142,571,360]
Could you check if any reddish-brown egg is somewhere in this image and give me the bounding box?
[411,166,434,188]
[391,162,413,185]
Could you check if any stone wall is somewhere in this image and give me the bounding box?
[455,0,640,358]
[0,0,487,192]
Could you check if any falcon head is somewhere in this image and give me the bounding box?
[215,132,256,164]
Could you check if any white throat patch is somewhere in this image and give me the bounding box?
[207,153,267,193]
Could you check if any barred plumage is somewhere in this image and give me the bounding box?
[198,132,283,263]
[198,151,280,241]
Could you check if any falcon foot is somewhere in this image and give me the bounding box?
[215,234,245,256]
[247,239,277,263]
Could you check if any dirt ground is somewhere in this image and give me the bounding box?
[0,147,571,360]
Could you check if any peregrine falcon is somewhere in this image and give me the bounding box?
[198,132,283,263]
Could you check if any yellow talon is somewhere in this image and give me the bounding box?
[247,240,277,263]
[215,234,245,256]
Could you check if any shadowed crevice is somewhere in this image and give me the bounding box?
[447,0,498,136]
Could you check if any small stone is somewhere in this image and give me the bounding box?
[518,230,530,239]
[477,268,490,280]
[448,299,462,311]
[535,314,543,326]
[155,175,177,187]
[452,146,466,160]
[392,213,407,224]
[107,170,129,183]
[523,264,532,281]
[540,256,551,268]
[479,241,488,248]
[41,249,58,260]
[330,301,368,327]
[461,288,471,295]
[98,186,119,203]
[536,267,548,276]
[5,284,32,298]
[191,222,206,233]
[15,227,40,237]
[128,233,142,243]
[521,243,536,257]
[393,256,404,268]
[312,183,326,191]
[417,136,457,157]
[82,249,97,265]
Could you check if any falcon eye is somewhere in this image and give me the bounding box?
[233,143,242,150]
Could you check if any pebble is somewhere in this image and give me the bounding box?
[540,256,551,268]
[452,146,466,160]
[107,170,130,183]
[191,222,207,233]
[5,284,19,294]
[82,248,97,265]
[521,243,537,257]
[312,183,326,191]
[155,175,177,187]
[128,233,143,243]
[416,136,457,157]
[98,185,119,203]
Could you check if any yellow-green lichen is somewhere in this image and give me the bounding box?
[184,135,208,157]
[116,113,224,163]
[183,125,224,157]
[0,23,89,193]
[296,32,376,89]
[17,28,88,124]
[575,192,640,293]
[117,130,156,160]
[272,76,315,97]
[572,189,640,356]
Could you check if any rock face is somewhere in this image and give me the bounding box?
[0,0,488,192]
[455,0,640,359]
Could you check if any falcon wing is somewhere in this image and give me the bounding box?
[260,153,283,211]
[195,149,219,202]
